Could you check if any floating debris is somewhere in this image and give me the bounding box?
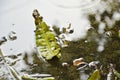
[62,62,69,67]
[107,63,114,80]
[0,49,20,80]
[30,73,52,78]
[73,58,88,70]
[58,34,69,47]
[0,37,7,45]
[6,55,18,59]
[22,74,55,80]
[88,61,100,69]
[0,31,17,45]
[73,58,84,66]
[77,63,88,70]
[8,31,17,40]
[62,23,74,34]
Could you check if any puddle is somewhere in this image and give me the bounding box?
[0,0,120,80]
[48,0,101,9]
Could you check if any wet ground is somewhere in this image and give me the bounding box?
[0,0,120,80]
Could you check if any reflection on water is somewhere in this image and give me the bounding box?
[0,0,120,80]
[48,0,101,9]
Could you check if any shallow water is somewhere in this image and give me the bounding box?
[0,0,120,80]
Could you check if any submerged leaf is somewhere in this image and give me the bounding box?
[9,66,21,80]
[33,9,61,60]
[22,74,55,80]
[0,49,20,80]
[88,69,101,80]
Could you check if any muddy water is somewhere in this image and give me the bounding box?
[0,0,120,80]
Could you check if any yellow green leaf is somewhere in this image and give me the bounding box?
[88,69,101,80]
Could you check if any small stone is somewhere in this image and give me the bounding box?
[77,63,88,70]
